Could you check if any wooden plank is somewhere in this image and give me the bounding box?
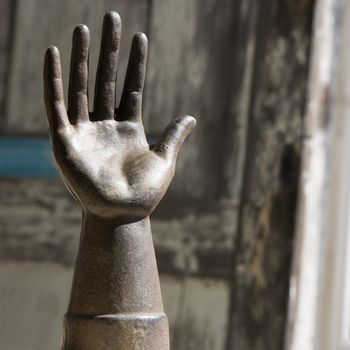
[0,0,13,120]
[161,275,230,350]
[144,0,245,201]
[227,0,315,349]
[0,178,235,277]
[0,179,81,266]
[286,0,350,349]
[4,0,149,135]
[0,138,57,178]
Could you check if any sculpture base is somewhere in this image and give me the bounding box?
[62,313,169,350]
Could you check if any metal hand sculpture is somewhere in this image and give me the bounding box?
[44,11,195,350]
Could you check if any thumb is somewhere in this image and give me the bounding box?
[154,115,196,160]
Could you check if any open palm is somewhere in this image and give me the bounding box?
[44,12,196,219]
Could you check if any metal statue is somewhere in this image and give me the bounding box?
[44,11,196,350]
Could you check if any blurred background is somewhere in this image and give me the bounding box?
[0,0,317,349]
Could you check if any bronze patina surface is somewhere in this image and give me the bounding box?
[44,11,196,350]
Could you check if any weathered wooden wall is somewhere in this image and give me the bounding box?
[4,0,149,134]
[0,0,315,349]
[227,0,314,349]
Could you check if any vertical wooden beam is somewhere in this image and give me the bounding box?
[285,0,350,349]
[0,0,14,123]
[227,0,315,349]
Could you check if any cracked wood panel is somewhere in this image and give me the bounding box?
[0,178,235,278]
[4,0,149,134]
[227,0,315,349]
[0,264,229,350]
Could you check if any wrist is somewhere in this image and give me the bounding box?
[78,212,152,253]
[82,208,150,226]
[68,211,163,316]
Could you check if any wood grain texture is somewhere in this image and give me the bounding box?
[286,1,350,348]
[0,178,235,278]
[0,0,13,120]
[0,179,80,265]
[227,0,314,349]
[144,0,244,201]
[4,0,149,134]
[161,275,230,350]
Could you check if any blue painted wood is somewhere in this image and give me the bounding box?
[0,136,158,179]
[0,138,58,178]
